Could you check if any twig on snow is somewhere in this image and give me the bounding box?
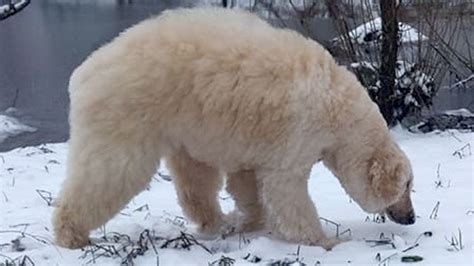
[0,230,51,246]
[445,228,464,251]
[243,253,262,263]
[133,204,149,212]
[160,231,212,254]
[320,217,350,237]
[434,163,450,189]
[2,191,8,203]
[429,201,440,220]
[378,252,398,266]
[452,143,471,159]
[35,189,54,206]
[158,172,172,182]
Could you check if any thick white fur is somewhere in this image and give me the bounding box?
[53,8,414,250]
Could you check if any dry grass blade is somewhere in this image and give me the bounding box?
[81,230,162,265]
[160,231,212,254]
[0,230,50,246]
[429,201,441,219]
[452,143,471,159]
[35,189,54,206]
[445,228,464,252]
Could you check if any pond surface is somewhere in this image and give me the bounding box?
[0,0,194,151]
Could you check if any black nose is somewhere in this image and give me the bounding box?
[404,213,416,225]
[387,210,416,225]
[399,212,416,225]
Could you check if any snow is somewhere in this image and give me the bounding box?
[1,130,473,265]
[0,4,10,14]
[334,17,428,45]
[444,109,474,118]
[350,61,377,72]
[0,0,29,14]
[0,114,36,143]
[404,94,419,107]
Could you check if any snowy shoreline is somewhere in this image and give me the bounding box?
[0,114,37,144]
[0,129,472,265]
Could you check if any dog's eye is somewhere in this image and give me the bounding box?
[406,181,411,189]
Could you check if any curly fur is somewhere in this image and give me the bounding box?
[53,7,415,250]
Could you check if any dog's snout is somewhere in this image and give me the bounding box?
[402,212,416,225]
[386,210,416,225]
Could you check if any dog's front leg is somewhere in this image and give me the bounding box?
[257,168,340,250]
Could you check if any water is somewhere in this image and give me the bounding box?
[0,0,190,151]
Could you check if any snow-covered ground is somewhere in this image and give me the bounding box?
[0,0,30,16]
[0,113,36,144]
[0,129,472,265]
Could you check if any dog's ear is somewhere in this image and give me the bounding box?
[369,153,404,205]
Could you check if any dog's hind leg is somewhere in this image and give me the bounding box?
[166,149,224,235]
[226,169,265,232]
[53,130,160,249]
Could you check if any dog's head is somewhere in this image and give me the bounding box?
[323,139,415,225]
[367,142,415,225]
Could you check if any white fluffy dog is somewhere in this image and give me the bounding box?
[53,8,415,250]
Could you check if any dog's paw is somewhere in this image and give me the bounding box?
[55,226,90,249]
[224,210,265,234]
[53,207,90,249]
[319,237,343,251]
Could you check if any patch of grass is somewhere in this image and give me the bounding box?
[0,254,34,266]
[82,229,216,265]
[81,229,160,265]
[209,255,235,266]
[160,231,212,254]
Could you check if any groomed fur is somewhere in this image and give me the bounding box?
[53,8,415,250]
